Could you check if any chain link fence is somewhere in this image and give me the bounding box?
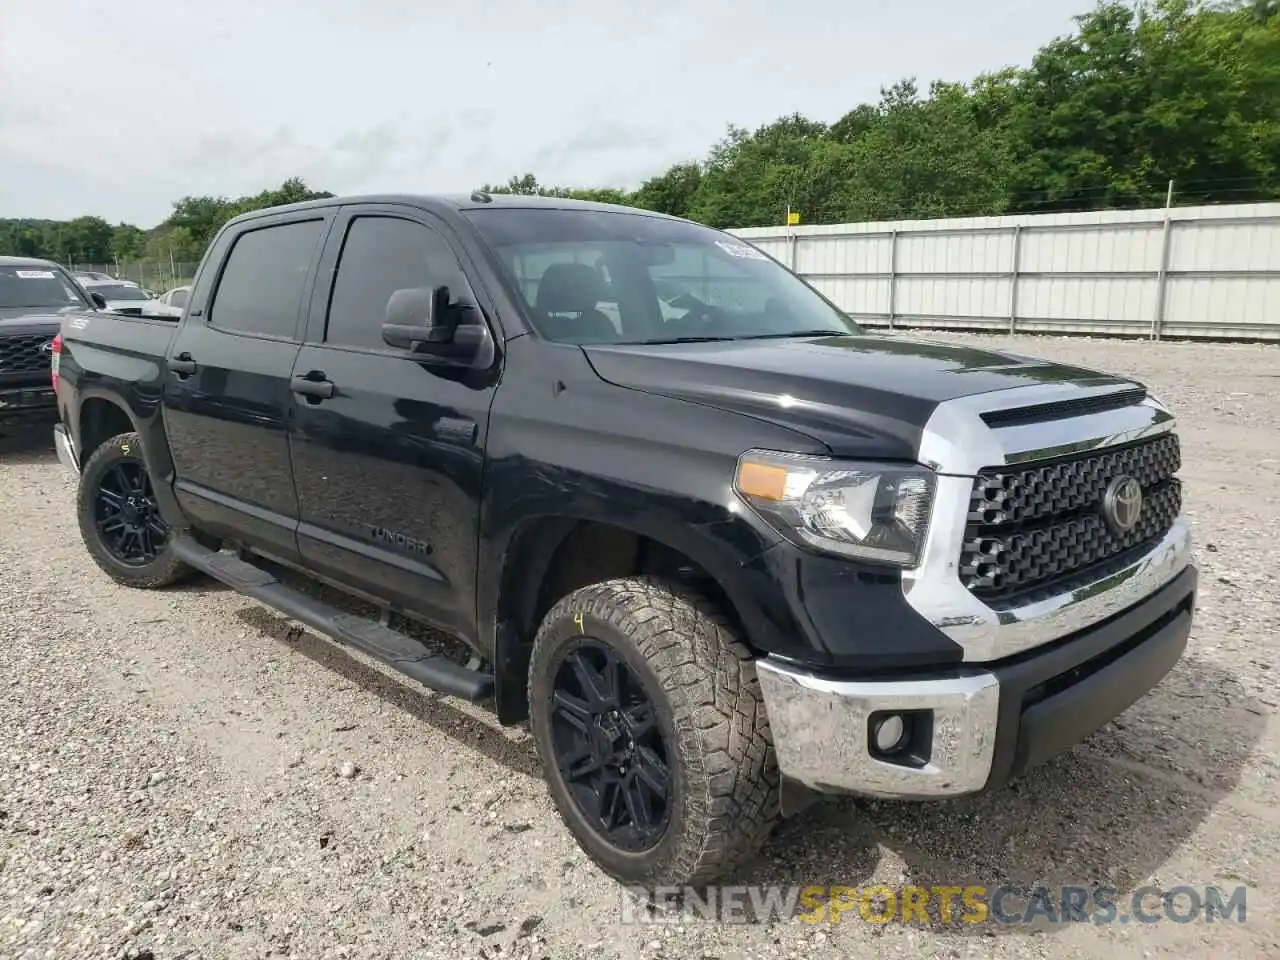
[67,261,200,294]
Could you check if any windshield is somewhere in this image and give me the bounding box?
[92,284,149,301]
[0,265,89,310]
[464,208,859,345]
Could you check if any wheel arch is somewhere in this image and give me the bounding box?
[71,387,185,529]
[489,512,769,725]
[77,395,136,467]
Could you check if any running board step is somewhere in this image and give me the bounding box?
[172,538,493,702]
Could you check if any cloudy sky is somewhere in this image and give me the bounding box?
[2,0,1086,228]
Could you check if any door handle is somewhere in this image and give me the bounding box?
[167,352,196,376]
[291,373,335,401]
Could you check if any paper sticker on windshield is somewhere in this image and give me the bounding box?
[15,270,56,279]
[714,240,767,261]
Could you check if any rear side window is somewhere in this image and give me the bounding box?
[210,220,324,339]
[324,216,462,350]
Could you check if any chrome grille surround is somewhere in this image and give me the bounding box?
[904,381,1192,663]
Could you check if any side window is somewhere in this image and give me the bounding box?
[209,219,324,339]
[325,216,461,350]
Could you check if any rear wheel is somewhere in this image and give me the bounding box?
[528,577,780,887]
[77,431,195,589]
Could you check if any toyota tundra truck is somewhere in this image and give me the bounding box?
[51,193,1196,886]
[1,257,106,433]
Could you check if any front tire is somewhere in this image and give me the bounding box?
[77,431,194,589]
[528,577,780,887]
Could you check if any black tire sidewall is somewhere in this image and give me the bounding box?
[77,432,184,586]
[529,606,687,885]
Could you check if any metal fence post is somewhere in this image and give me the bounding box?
[887,230,898,330]
[1009,225,1022,335]
[1152,213,1174,341]
[1151,180,1176,341]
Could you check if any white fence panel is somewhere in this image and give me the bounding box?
[731,202,1280,340]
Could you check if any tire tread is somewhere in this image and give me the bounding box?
[529,576,781,886]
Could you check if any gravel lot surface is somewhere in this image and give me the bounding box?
[2,333,1278,959]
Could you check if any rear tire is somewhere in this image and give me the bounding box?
[528,576,780,887]
[77,431,195,589]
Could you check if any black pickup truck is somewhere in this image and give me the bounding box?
[0,257,108,433]
[53,194,1197,887]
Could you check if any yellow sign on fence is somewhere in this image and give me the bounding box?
[787,211,801,226]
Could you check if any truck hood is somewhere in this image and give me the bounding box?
[0,306,89,336]
[582,333,1134,461]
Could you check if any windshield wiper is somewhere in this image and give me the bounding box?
[736,329,850,340]
[619,335,739,345]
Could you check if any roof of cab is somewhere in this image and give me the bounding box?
[222,192,685,228]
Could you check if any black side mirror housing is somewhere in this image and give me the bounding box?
[381,285,493,366]
[90,292,108,309]
[381,286,445,349]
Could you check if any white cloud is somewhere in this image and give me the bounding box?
[0,0,1085,226]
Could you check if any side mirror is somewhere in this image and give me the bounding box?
[381,285,492,365]
[381,287,442,349]
[90,292,108,310]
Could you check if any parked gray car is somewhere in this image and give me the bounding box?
[79,281,181,318]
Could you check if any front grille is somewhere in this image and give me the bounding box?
[0,334,53,378]
[959,433,1182,603]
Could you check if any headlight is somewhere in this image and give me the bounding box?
[733,449,935,567]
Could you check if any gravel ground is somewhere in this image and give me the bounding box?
[2,333,1279,959]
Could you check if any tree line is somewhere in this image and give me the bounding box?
[482,0,1280,226]
[2,0,1277,265]
[0,179,332,267]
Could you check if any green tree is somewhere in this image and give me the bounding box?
[631,162,704,217]
[0,177,334,263]
[1006,0,1280,211]
[839,79,1015,220]
[111,224,146,261]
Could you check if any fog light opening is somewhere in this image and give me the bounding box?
[872,713,909,755]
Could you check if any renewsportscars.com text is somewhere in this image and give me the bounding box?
[619,884,1248,926]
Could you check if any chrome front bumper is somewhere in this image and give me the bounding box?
[757,534,1197,800]
[54,423,80,475]
[756,663,1000,798]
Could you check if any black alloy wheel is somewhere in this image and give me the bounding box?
[93,459,168,565]
[77,431,195,589]
[549,639,673,851]
[528,578,781,886]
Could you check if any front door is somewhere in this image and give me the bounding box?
[163,213,331,561]
[287,207,500,642]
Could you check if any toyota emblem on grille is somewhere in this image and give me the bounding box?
[41,340,55,354]
[1103,475,1144,533]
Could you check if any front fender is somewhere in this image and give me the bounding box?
[476,337,831,661]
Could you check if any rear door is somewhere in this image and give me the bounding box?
[163,210,333,562]
[287,205,500,641]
